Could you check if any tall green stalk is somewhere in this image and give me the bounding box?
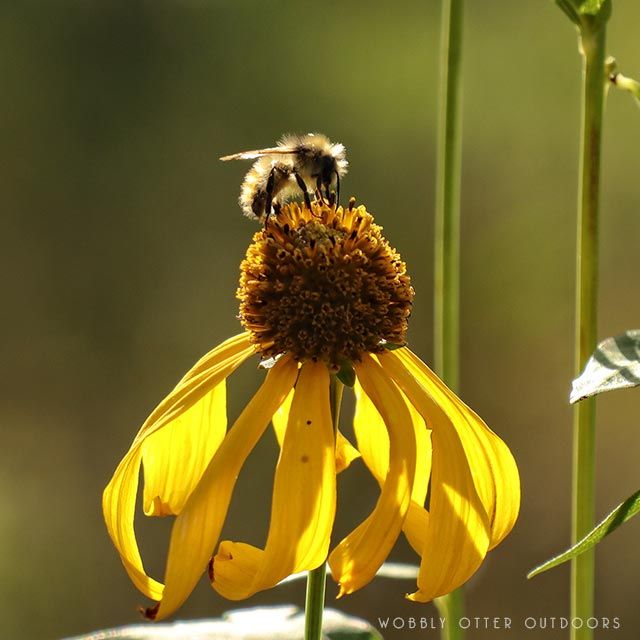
[433,0,464,638]
[571,23,607,640]
[304,376,343,640]
[434,0,464,392]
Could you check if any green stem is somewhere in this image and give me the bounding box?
[571,23,606,640]
[433,0,464,638]
[435,590,465,640]
[304,376,343,640]
[303,563,327,640]
[434,0,463,390]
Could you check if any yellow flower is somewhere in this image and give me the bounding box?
[103,200,520,621]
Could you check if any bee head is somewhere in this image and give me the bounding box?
[319,154,338,190]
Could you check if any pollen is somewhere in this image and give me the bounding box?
[237,200,414,369]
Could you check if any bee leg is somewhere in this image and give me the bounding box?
[334,170,341,207]
[294,172,312,210]
[264,201,282,228]
[328,191,336,207]
[263,167,277,222]
[316,176,324,204]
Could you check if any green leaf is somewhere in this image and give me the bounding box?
[381,341,405,351]
[528,489,640,579]
[555,0,581,25]
[554,0,612,29]
[337,361,356,387]
[570,329,640,403]
[63,606,384,639]
[578,0,609,16]
[579,0,612,30]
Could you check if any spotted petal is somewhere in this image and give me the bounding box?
[211,361,336,600]
[273,388,360,473]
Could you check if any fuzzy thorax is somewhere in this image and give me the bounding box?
[237,200,414,369]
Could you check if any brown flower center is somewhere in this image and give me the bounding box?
[237,200,414,369]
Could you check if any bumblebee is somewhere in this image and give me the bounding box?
[220,133,348,220]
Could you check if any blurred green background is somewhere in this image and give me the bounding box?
[2,1,640,638]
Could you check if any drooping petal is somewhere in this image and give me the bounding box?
[402,503,430,556]
[209,542,263,600]
[102,447,164,600]
[352,380,432,557]
[329,353,416,596]
[102,332,255,601]
[379,350,493,601]
[334,431,362,474]
[353,380,431,503]
[142,380,227,517]
[212,361,336,600]
[273,388,360,473]
[351,381,389,480]
[152,355,298,620]
[132,333,255,446]
[394,347,520,549]
[270,388,292,446]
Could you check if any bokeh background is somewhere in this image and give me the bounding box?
[2,1,640,638]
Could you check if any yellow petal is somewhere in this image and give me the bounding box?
[329,353,416,596]
[273,387,360,474]
[210,542,264,600]
[102,333,255,602]
[102,447,164,600]
[335,430,361,474]
[142,380,227,516]
[212,361,337,600]
[353,379,432,556]
[152,355,298,620]
[379,350,492,601]
[270,388,293,447]
[132,333,256,446]
[352,380,389,480]
[402,503,430,555]
[395,347,520,549]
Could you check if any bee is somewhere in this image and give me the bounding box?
[220,133,348,221]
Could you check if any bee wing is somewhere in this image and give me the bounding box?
[219,146,298,161]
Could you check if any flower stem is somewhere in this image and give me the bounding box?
[433,0,465,638]
[434,0,464,393]
[303,563,327,640]
[303,375,343,640]
[571,23,607,640]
